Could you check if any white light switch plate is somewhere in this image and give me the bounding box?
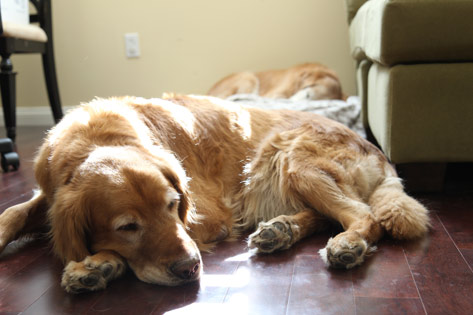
[124,33,140,58]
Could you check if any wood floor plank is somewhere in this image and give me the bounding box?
[435,195,473,250]
[0,169,34,189]
[355,297,425,315]
[403,214,473,314]
[0,180,38,207]
[0,251,58,313]
[0,191,35,211]
[0,127,44,207]
[223,274,293,315]
[22,281,104,315]
[88,271,202,315]
[286,255,355,315]
[0,239,49,287]
[352,239,419,299]
[460,249,473,271]
[221,250,296,315]
[0,156,36,200]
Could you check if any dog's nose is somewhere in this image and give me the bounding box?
[170,257,200,280]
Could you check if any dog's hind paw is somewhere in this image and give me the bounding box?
[248,216,299,254]
[319,231,374,269]
[61,252,126,294]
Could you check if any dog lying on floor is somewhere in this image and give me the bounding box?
[0,95,429,293]
[208,63,345,100]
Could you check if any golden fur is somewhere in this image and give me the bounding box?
[208,63,345,100]
[0,95,429,293]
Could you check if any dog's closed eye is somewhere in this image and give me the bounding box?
[116,222,139,232]
[168,199,179,210]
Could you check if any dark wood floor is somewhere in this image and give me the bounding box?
[1,126,472,315]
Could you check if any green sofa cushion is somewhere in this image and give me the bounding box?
[349,0,473,66]
[367,62,473,163]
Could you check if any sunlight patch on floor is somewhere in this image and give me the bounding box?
[224,251,255,262]
[201,266,250,288]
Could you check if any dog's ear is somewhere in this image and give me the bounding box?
[175,181,192,224]
[164,170,192,224]
[48,188,91,263]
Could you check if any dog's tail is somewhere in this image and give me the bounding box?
[368,167,430,240]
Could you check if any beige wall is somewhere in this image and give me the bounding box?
[13,0,355,108]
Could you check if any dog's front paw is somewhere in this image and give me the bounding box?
[61,255,125,294]
[248,216,299,254]
[319,231,374,269]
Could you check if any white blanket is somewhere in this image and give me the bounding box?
[226,94,365,138]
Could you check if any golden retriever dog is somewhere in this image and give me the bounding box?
[208,63,345,100]
[0,95,429,293]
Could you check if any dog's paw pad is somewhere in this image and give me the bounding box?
[248,217,295,254]
[319,232,373,269]
[98,263,114,278]
[62,265,106,294]
[79,273,100,287]
[61,258,123,294]
[259,229,276,239]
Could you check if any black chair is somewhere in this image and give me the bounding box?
[0,0,63,172]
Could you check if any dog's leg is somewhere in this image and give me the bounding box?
[317,208,382,269]
[244,128,385,268]
[61,250,126,294]
[0,191,48,253]
[288,166,383,269]
[185,191,235,249]
[248,209,327,253]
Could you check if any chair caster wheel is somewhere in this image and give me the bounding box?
[0,138,20,172]
[2,152,20,172]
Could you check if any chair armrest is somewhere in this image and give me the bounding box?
[344,0,369,24]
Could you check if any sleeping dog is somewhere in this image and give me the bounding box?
[0,95,429,293]
[208,63,345,100]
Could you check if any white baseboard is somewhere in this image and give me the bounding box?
[0,106,75,126]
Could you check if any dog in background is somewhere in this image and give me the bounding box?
[0,95,429,293]
[208,63,345,100]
